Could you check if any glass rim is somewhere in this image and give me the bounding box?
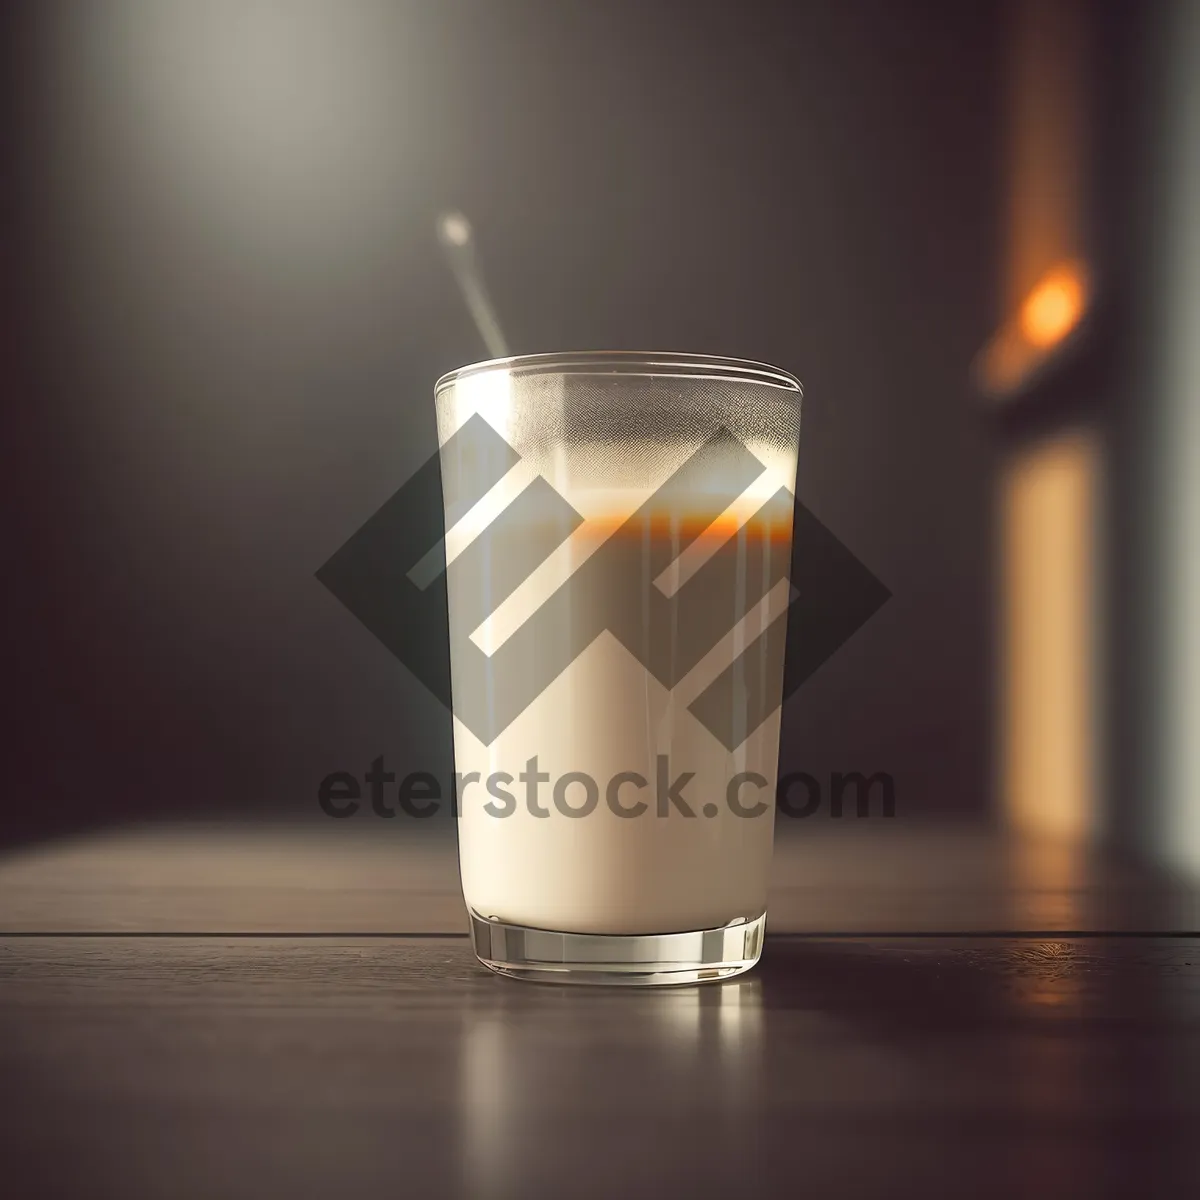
[435,351,802,396]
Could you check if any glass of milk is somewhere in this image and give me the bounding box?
[434,352,802,984]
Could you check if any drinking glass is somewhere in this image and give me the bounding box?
[435,352,802,984]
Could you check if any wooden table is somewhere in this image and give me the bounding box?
[2,824,1198,1198]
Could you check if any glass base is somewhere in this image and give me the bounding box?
[467,909,766,986]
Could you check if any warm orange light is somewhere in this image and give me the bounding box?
[974,257,1094,400]
[1019,262,1088,348]
[1000,429,1099,843]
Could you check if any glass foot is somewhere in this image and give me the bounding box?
[467,910,766,986]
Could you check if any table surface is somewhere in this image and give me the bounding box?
[1,824,1199,1199]
[3,822,1198,935]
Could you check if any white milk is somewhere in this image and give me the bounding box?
[437,364,799,937]
[450,507,789,936]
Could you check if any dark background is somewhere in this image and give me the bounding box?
[3,0,1003,847]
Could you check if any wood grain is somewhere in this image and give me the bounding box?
[1,935,1199,1199]
[3,824,1198,1195]
[1,823,1195,934]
